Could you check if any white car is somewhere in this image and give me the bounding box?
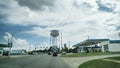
[62,52,66,55]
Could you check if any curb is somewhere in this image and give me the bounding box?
[0,55,27,59]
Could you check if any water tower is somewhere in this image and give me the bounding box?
[50,30,59,48]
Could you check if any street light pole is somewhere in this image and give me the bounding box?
[8,30,21,56]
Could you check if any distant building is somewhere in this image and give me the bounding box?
[0,44,8,56]
[0,48,3,56]
[108,40,120,52]
[10,49,27,55]
[73,39,120,53]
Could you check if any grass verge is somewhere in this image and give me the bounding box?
[61,52,120,57]
[78,59,120,68]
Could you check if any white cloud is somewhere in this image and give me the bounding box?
[25,27,50,37]
[4,32,32,51]
[4,32,12,40]
[12,38,30,50]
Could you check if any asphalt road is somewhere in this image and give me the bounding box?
[0,55,70,68]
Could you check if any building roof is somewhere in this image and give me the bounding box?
[73,39,109,47]
[0,44,8,47]
[110,40,120,43]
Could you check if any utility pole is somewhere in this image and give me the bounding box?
[119,32,120,39]
[118,32,120,37]
[50,35,52,46]
[68,41,70,49]
[29,44,31,51]
[58,35,61,51]
[61,32,63,50]
[35,44,37,55]
[8,37,11,56]
[88,35,89,40]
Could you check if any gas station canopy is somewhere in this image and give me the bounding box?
[74,39,109,47]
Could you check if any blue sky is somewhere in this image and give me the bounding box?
[0,0,120,51]
[0,23,45,42]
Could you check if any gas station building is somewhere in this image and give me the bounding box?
[0,44,8,56]
[73,39,120,53]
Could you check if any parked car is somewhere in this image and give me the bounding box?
[3,50,9,56]
[48,52,52,55]
[52,52,57,57]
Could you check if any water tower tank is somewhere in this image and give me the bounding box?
[50,30,59,37]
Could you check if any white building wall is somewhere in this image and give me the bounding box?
[100,41,109,52]
[108,44,120,52]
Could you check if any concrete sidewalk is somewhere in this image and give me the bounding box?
[61,54,120,68]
